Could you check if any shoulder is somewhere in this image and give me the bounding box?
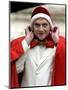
[10,36,26,46]
[56,36,65,55]
[58,36,65,48]
[59,36,65,42]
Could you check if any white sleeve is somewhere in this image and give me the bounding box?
[16,40,30,73]
[16,53,27,73]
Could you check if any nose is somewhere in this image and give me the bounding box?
[39,25,43,31]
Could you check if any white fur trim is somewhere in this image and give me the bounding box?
[31,13,53,29]
[22,40,30,52]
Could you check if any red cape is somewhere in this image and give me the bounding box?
[10,36,66,88]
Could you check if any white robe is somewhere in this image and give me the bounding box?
[16,45,56,87]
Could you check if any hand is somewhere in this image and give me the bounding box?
[25,26,31,35]
[25,26,34,45]
[50,26,60,44]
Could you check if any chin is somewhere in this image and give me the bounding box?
[38,35,47,40]
[34,34,48,41]
[37,37,46,41]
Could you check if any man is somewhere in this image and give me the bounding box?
[10,6,66,88]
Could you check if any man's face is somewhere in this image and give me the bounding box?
[32,18,51,40]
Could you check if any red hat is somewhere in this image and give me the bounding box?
[31,6,53,29]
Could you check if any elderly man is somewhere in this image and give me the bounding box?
[10,6,66,88]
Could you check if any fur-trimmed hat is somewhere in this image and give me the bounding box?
[31,6,53,29]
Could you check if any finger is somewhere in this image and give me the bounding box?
[53,28,59,36]
[56,29,60,35]
[25,26,30,35]
[50,31,52,34]
[30,31,34,38]
[25,28,29,35]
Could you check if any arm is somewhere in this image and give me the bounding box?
[10,36,30,88]
[10,30,34,88]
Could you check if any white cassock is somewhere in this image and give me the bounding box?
[16,41,56,87]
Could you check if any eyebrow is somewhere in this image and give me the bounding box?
[34,23,48,26]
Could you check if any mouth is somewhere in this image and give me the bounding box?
[38,32,48,35]
[38,32,45,34]
[34,32,49,41]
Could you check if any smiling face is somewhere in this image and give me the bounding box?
[32,17,51,41]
